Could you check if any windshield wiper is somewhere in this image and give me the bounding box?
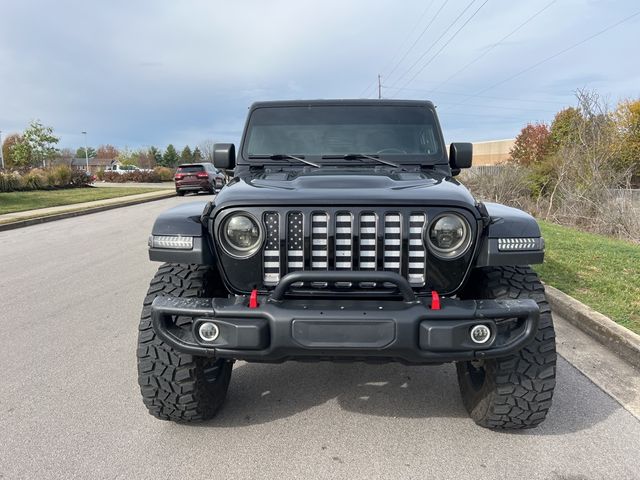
[321,153,399,168]
[248,154,320,168]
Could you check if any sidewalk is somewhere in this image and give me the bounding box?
[0,189,175,230]
[95,182,174,189]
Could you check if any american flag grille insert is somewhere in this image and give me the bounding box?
[383,213,401,273]
[263,212,280,285]
[311,213,328,269]
[335,212,353,270]
[261,209,428,289]
[287,212,304,272]
[408,213,427,286]
[359,213,377,271]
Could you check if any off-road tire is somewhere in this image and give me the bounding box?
[456,266,556,429]
[137,263,233,422]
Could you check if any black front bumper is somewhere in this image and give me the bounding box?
[150,272,540,364]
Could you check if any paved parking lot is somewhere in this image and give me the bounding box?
[1,196,638,480]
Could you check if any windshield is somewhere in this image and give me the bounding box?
[242,105,443,162]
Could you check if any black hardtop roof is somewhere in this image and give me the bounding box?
[249,99,435,109]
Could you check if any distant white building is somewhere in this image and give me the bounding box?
[470,139,515,166]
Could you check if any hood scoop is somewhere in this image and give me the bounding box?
[252,171,438,190]
[293,175,396,189]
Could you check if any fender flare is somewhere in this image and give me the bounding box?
[148,201,215,265]
[475,203,544,267]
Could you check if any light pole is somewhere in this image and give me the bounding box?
[81,131,89,173]
[0,130,4,170]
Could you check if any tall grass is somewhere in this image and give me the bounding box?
[0,166,92,193]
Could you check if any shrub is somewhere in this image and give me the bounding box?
[0,172,12,192]
[52,165,72,186]
[0,171,24,192]
[0,167,93,192]
[103,170,162,183]
[134,170,161,182]
[9,172,23,191]
[460,166,534,213]
[0,172,9,192]
[69,169,92,187]
[154,166,174,181]
[45,169,57,187]
[23,169,47,190]
[102,171,125,183]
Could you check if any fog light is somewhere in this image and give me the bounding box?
[470,324,491,344]
[198,322,220,342]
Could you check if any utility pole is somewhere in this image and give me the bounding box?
[0,130,4,170]
[378,74,382,99]
[82,131,89,173]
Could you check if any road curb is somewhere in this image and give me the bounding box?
[0,191,175,232]
[546,284,640,369]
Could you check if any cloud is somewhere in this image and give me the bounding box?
[1,0,639,149]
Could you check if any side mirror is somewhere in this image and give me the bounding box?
[449,142,472,175]
[213,143,236,170]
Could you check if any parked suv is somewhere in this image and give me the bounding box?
[174,163,225,196]
[140,100,556,429]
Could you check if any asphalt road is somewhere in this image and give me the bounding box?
[1,196,638,480]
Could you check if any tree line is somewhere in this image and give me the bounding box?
[508,91,640,192]
[464,89,640,241]
[1,120,215,170]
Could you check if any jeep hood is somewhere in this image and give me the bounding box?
[214,169,477,210]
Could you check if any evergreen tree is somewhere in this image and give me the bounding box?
[162,144,180,167]
[76,147,97,159]
[149,146,163,165]
[192,146,203,162]
[181,145,193,163]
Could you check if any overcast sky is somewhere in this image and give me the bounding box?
[1,0,639,151]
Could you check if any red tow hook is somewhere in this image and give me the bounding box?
[249,289,259,309]
[431,290,441,310]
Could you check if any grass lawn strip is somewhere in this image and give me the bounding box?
[535,220,640,335]
[0,187,166,215]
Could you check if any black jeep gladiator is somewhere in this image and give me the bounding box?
[138,100,556,429]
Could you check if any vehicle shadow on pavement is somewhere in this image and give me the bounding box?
[205,361,466,426]
[192,357,618,435]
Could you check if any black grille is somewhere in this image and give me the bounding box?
[262,209,427,288]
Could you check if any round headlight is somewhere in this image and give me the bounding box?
[427,213,471,259]
[220,213,263,258]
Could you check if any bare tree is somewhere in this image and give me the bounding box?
[199,139,215,163]
[463,89,639,242]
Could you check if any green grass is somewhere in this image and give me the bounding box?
[0,187,166,215]
[534,220,640,334]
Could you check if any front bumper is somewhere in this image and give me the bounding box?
[151,272,540,364]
